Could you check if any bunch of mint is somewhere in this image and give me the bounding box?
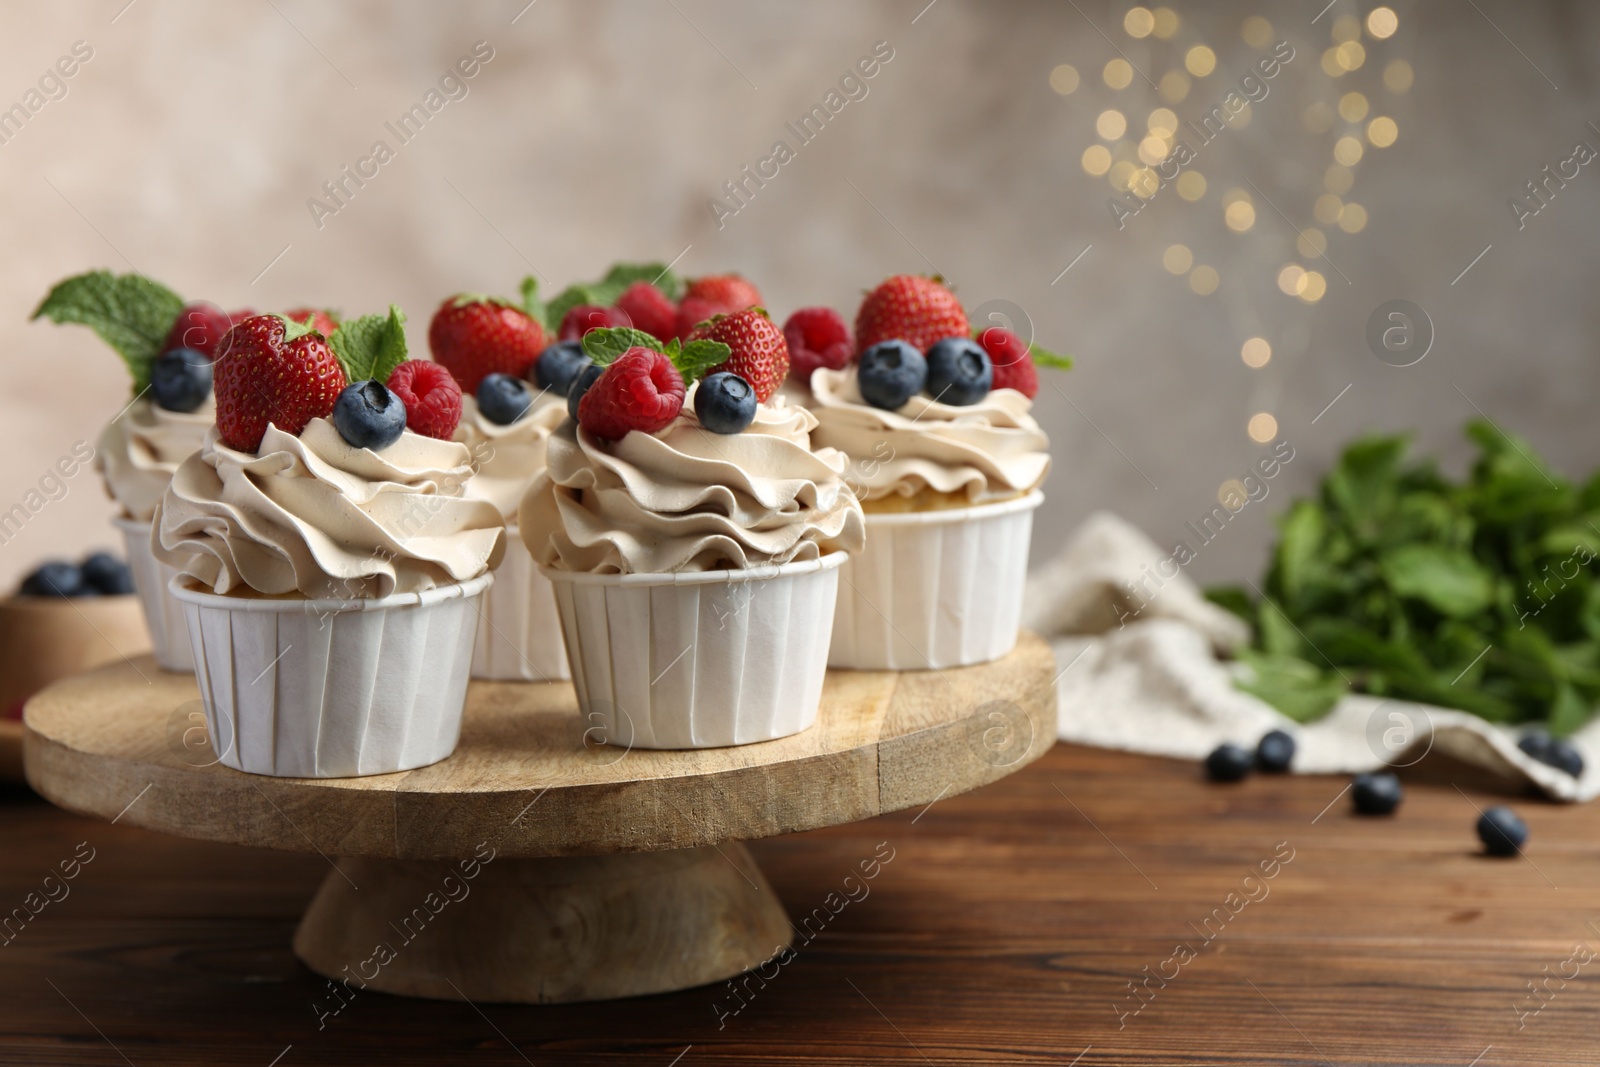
[1209,421,1600,733]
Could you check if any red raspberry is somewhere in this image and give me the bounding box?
[285,307,338,336]
[214,314,348,453]
[854,274,969,354]
[387,360,463,440]
[783,307,853,385]
[683,274,762,312]
[688,308,789,402]
[164,302,256,359]
[613,282,677,341]
[577,347,685,441]
[429,298,549,394]
[979,327,1039,399]
[558,304,631,342]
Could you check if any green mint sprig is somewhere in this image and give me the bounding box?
[543,262,684,333]
[581,327,730,387]
[326,305,408,382]
[32,270,186,394]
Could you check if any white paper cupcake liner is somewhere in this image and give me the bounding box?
[170,572,492,778]
[830,491,1042,671]
[470,523,569,682]
[542,553,845,750]
[114,516,193,672]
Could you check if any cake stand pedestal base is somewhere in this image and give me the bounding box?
[292,844,791,1004]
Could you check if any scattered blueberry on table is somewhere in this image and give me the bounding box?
[19,551,135,598]
[1255,729,1295,773]
[1518,727,1584,778]
[1477,805,1527,856]
[1351,771,1403,815]
[1205,742,1254,782]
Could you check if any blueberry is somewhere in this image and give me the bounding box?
[567,364,605,422]
[534,341,591,395]
[694,372,757,434]
[1351,771,1402,815]
[857,340,928,411]
[150,348,213,413]
[1517,728,1553,763]
[80,551,134,595]
[478,373,533,426]
[1205,742,1253,782]
[1255,729,1296,773]
[20,560,85,598]
[1546,739,1585,778]
[332,380,407,451]
[1477,805,1527,856]
[924,336,993,406]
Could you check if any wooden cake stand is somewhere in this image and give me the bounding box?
[22,633,1057,1004]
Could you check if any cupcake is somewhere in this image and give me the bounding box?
[34,270,256,670]
[796,275,1065,670]
[520,319,864,749]
[152,309,505,778]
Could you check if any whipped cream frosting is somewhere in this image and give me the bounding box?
[453,391,568,520]
[519,392,865,575]
[154,418,505,599]
[96,396,215,522]
[807,366,1050,503]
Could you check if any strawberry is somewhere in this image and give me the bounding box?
[783,307,853,386]
[613,281,677,341]
[214,315,348,453]
[164,302,256,359]
[285,307,338,336]
[979,327,1038,398]
[386,360,462,440]
[684,274,762,312]
[673,296,723,341]
[428,297,549,394]
[854,274,969,354]
[689,309,789,402]
[558,304,630,342]
[577,347,685,441]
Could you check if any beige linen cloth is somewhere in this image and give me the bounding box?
[1023,512,1600,802]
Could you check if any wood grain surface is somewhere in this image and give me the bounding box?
[2,743,1595,1065]
[21,634,1056,859]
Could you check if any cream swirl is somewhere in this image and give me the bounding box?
[519,392,865,575]
[96,396,215,522]
[154,418,505,599]
[807,366,1050,503]
[453,392,568,520]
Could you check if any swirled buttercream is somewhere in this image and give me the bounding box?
[154,418,505,598]
[519,393,865,575]
[453,392,568,520]
[806,366,1050,503]
[96,397,214,522]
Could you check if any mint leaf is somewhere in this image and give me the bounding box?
[1380,545,1494,617]
[33,270,185,393]
[600,261,683,302]
[1030,342,1073,370]
[675,339,732,385]
[519,276,545,329]
[545,283,607,333]
[582,327,662,366]
[327,305,408,382]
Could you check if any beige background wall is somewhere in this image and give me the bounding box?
[0,0,1596,591]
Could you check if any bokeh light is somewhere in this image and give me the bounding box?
[1159,70,1191,102]
[1163,244,1194,274]
[1367,7,1399,39]
[1189,265,1220,295]
[1138,134,1170,164]
[1186,45,1217,77]
[1240,16,1273,48]
[1124,6,1155,38]
[1339,92,1369,122]
[1148,108,1179,135]
[1081,144,1112,175]
[1241,337,1272,368]
[1225,200,1256,231]
[1296,228,1328,258]
[1277,264,1308,295]
[1368,116,1398,147]
[1298,271,1328,303]
[1336,41,1367,71]
[1176,170,1207,200]
[1097,109,1127,140]
[1050,64,1080,94]
[1338,202,1369,233]
[1104,58,1134,89]
[1314,194,1344,224]
[1152,6,1179,38]
[1248,413,1279,443]
[1334,135,1365,165]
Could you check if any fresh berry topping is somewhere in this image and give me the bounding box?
[567,364,605,422]
[286,308,338,336]
[150,348,214,413]
[783,307,853,385]
[20,560,85,598]
[577,347,685,441]
[386,360,462,440]
[164,302,254,359]
[428,298,549,394]
[854,274,969,355]
[924,336,993,406]
[477,373,533,425]
[687,308,788,402]
[614,282,677,341]
[1255,729,1296,773]
[673,296,724,340]
[80,551,133,595]
[1351,772,1402,814]
[694,372,757,434]
[1204,742,1253,782]
[332,380,407,451]
[534,341,591,395]
[214,314,349,453]
[1477,805,1527,856]
[856,340,927,410]
[558,304,630,343]
[979,326,1039,399]
[684,274,762,313]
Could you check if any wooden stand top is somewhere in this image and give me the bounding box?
[22,633,1056,859]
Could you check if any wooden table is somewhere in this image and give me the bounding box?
[1,742,1595,1065]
